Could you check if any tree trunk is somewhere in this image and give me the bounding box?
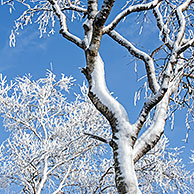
[83,53,141,193]
[111,129,141,194]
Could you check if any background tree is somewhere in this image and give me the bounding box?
[1,0,194,193]
[0,72,114,193]
[0,72,193,193]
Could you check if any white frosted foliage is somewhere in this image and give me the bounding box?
[0,72,113,193]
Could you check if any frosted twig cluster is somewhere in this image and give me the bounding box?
[0,72,113,193]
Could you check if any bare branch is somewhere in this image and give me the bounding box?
[184,72,194,79]
[94,0,115,29]
[150,43,166,58]
[93,166,114,194]
[84,132,109,143]
[47,143,97,175]
[178,38,194,54]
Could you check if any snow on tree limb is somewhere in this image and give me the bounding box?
[0,72,194,193]
[133,86,168,139]
[103,0,162,34]
[153,4,173,49]
[133,92,170,163]
[108,30,160,93]
[0,72,114,193]
[48,0,83,48]
[178,38,194,54]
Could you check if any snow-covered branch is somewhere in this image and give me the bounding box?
[36,155,49,194]
[62,4,87,13]
[133,1,194,157]
[174,0,192,48]
[153,4,173,49]
[108,30,160,93]
[133,92,170,163]
[0,72,194,193]
[136,135,194,193]
[0,72,113,193]
[133,87,168,138]
[178,38,194,54]
[2,0,194,193]
[82,52,141,193]
[48,0,83,48]
[87,0,98,18]
[52,162,73,194]
[103,0,162,34]
[153,0,193,50]
[82,54,129,128]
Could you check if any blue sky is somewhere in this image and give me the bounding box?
[0,1,194,173]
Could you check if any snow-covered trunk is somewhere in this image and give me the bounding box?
[111,129,141,194]
[82,53,141,193]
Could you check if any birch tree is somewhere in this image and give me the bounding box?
[1,0,194,193]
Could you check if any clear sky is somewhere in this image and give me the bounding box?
[0,1,194,173]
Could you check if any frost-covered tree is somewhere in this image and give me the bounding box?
[0,72,193,193]
[1,0,194,193]
[0,72,113,193]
